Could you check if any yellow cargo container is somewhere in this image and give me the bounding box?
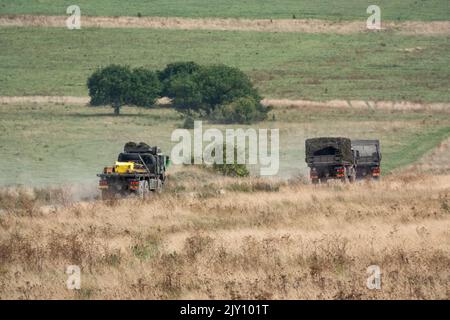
[114,161,135,174]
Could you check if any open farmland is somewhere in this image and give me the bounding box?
[0,27,449,102]
[1,0,449,21]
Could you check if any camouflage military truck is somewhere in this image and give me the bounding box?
[351,140,382,180]
[305,137,357,184]
[98,142,170,199]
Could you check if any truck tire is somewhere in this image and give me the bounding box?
[137,180,150,199]
[312,178,319,185]
[341,168,349,183]
[320,177,328,184]
[152,179,163,193]
[349,168,356,183]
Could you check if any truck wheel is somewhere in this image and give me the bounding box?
[312,178,319,185]
[154,179,163,193]
[138,180,150,199]
[349,169,356,183]
[320,177,327,184]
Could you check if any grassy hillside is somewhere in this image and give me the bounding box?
[0,27,449,102]
[0,102,449,186]
[1,0,449,21]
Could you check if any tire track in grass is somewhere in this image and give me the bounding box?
[385,126,450,174]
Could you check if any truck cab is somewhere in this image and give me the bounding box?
[351,140,382,180]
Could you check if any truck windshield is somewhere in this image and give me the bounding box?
[355,145,377,157]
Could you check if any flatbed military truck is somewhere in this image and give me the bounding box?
[305,137,357,184]
[351,140,382,180]
[98,142,170,199]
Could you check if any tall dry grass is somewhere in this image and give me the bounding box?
[0,167,449,299]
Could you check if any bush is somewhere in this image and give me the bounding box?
[209,96,271,124]
[214,161,250,177]
[212,144,250,177]
[181,114,195,129]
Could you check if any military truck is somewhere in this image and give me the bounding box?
[305,137,357,184]
[98,142,170,199]
[351,140,382,180]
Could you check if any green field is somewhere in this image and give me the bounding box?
[1,27,449,102]
[1,103,449,186]
[1,0,449,20]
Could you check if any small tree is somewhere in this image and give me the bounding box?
[87,65,133,115]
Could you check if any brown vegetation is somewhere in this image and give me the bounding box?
[1,167,449,299]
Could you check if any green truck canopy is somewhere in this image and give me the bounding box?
[305,137,353,163]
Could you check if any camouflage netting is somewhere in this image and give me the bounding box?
[305,137,353,162]
[124,142,152,153]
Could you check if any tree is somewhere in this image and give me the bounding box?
[87,65,161,115]
[129,68,161,107]
[87,65,133,115]
[166,73,203,111]
[158,61,201,97]
[193,65,261,114]
[157,62,268,124]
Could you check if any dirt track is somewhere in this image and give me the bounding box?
[1,14,449,35]
[412,137,450,173]
[262,98,450,112]
[1,95,449,112]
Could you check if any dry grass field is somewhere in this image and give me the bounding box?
[1,166,449,299]
[1,0,449,302]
